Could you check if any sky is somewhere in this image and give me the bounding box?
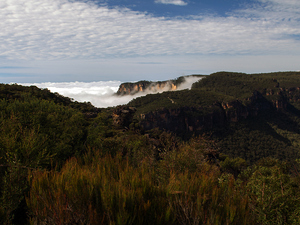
[0,0,300,83]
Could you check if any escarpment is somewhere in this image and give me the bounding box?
[137,91,285,136]
[122,72,300,138]
[116,75,204,95]
[112,106,136,128]
[113,89,290,138]
[117,80,177,95]
[107,71,300,162]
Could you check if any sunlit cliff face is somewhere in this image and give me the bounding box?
[144,81,177,94]
[119,81,176,95]
[117,76,202,96]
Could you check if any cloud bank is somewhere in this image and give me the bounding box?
[0,0,300,62]
[19,77,202,108]
[154,0,188,6]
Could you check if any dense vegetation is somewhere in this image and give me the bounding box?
[128,89,235,115]
[129,71,300,112]
[2,72,300,224]
[128,71,300,162]
[192,71,300,162]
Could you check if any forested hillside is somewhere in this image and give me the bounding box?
[128,71,300,162]
[2,72,300,224]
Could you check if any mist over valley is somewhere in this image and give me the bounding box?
[19,75,203,108]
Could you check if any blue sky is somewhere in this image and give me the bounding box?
[0,0,300,83]
[89,0,244,17]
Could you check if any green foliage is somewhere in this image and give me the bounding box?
[156,136,216,180]
[192,71,300,99]
[216,111,299,162]
[0,98,87,164]
[86,110,153,163]
[127,71,300,163]
[0,92,88,224]
[0,113,54,224]
[0,83,98,116]
[3,72,300,224]
[243,159,300,224]
[27,147,255,225]
[167,171,251,225]
[86,110,118,154]
[128,89,234,116]
[220,156,247,178]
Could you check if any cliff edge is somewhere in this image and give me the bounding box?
[116,75,204,95]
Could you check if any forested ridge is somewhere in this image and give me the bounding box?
[2,72,300,224]
[129,71,300,162]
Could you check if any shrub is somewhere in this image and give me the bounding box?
[27,153,174,225]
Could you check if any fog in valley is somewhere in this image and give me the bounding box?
[20,76,202,108]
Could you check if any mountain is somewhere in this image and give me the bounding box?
[122,71,300,162]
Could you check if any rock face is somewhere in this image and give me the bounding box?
[116,75,203,95]
[112,106,136,128]
[139,106,226,134]
[117,80,178,95]
[113,72,300,137]
[137,91,289,137]
[111,88,295,138]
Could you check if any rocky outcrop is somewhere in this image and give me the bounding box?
[280,87,300,104]
[112,86,292,137]
[138,91,287,136]
[116,75,203,95]
[139,106,226,134]
[112,106,136,128]
[117,80,177,95]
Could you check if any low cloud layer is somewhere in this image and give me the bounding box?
[19,76,202,108]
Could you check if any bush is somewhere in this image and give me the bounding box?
[27,153,174,225]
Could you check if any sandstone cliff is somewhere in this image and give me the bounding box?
[117,80,177,95]
[116,75,203,95]
[113,72,300,138]
[112,89,291,138]
[137,90,292,135]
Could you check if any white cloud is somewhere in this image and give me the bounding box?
[259,0,300,5]
[0,0,299,62]
[154,0,187,6]
[19,77,202,107]
[20,80,124,107]
[235,0,300,20]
